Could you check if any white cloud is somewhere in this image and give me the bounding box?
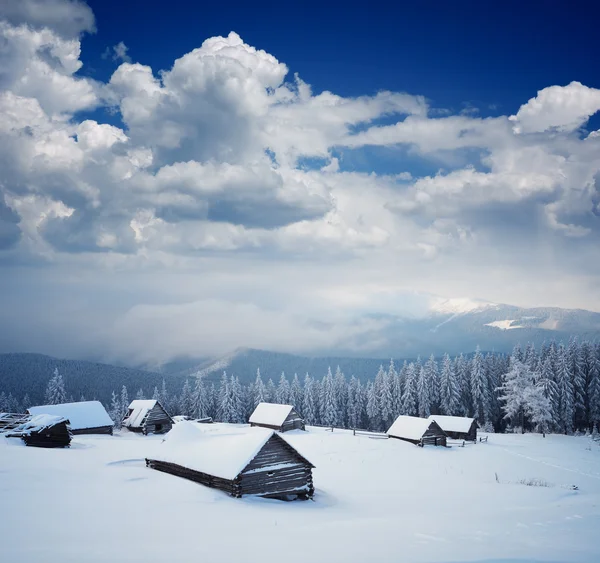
[509,81,600,134]
[0,0,95,38]
[1,13,600,362]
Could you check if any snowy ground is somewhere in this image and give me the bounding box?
[1,425,599,563]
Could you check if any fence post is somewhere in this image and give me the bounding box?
[353,428,356,436]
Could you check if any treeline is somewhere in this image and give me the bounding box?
[2,339,599,435]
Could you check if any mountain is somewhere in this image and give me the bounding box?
[169,301,600,383]
[0,353,188,407]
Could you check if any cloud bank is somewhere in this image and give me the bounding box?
[1,0,599,363]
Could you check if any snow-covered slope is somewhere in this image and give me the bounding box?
[1,425,599,562]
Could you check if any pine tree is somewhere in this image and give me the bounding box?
[253,369,266,407]
[417,363,431,418]
[524,384,553,436]
[193,377,209,419]
[379,362,394,428]
[568,337,586,429]
[497,359,532,432]
[179,379,193,418]
[320,368,337,427]
[230,375,244,423]
[347,376,364,429]
[303,373,317,425]
[390,360,402,418]
[135,388,145,400]
[589,343,600,430]
[401,362,418,416]
[471,346,490,425]
[276,372,291,404]
[152,386,160,401]
[120,386,129,424]
[440,353,460,415]
[556,344,575,434]
[365,381,381,430]
[109,391,121,429]
[455,354,471,415]
[334,366,348,427]
[44,368,67,405]
[159,379,169,412]
[290,373,304,414]
[266,378,277,403]
[538,357,559,430]
[21,393,31,411]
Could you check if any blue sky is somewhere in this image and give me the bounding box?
[0,0,599,363]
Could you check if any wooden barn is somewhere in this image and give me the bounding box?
[429,415,477,442]
[146,422,315,499]
[387,415,447,446]
[7,414,72,448]
[122,399,173,434]
[249,402,305,432]
[28,401,114,435]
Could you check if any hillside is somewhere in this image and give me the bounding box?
[0,353,187,407]
[1,426,598,562]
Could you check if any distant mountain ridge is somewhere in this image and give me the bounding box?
[0,353,187,407]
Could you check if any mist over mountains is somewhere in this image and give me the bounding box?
[1,300,600,407]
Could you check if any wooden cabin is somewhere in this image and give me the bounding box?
[7,414,72,448]
[387,415,447,446]
[428,415,477,442]
[249,402,305,432]
[146,422,315,500]
[122,399,172,435]
[28,401,114,435]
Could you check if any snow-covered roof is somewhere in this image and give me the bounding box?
[387,415,436,440]
[17,414,68,435]
[249,402,295,427]
[151,422,284,480]
[428,415,475,434]
[123,400,158,427]
[28,401,113,431]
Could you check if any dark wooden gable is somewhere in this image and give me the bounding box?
[239,433,314,498]
[280,408,305,432]
[420,420,447,446]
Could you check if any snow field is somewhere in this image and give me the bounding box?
[1,425,599,563]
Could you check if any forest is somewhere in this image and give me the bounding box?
[2,339,599,435]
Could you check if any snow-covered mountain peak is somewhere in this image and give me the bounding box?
[429,296,497,315]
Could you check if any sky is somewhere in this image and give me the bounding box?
[0,0,599,364]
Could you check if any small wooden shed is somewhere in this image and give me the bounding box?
[28,401,114,435]
[387,415,447,446]
[122,399,172,435]
[428,415,477,442]
[7,414,72,448]
[249,402,305,432]
[146,422,315,499]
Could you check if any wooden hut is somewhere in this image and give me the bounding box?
[28,401,114,435]
[428,415,477,442]
[249,402,305,432]
[387,415,447,446]
[146,423,315,499]
[122,399,173,435]
[7,414,71,448]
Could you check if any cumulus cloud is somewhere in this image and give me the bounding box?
[0,0,95,38]
[509,81,600,134]
[1,6,600,362]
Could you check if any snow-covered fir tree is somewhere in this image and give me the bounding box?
[135,388,145,400]
[401,362,418,416]
[44,368,67,405]
[334,366,348,428]
[179,379,193,418]
[556,344,575,434]
[253,369,266,407]
[303,373,317,425]
[290,373,304,414]
[417,362,432,418]
[266,378,277,403]
[471,346,490,425]
[120,386,129,424]
[320,367,337,427]
[276,372,290,404]
[440,353,460,415]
